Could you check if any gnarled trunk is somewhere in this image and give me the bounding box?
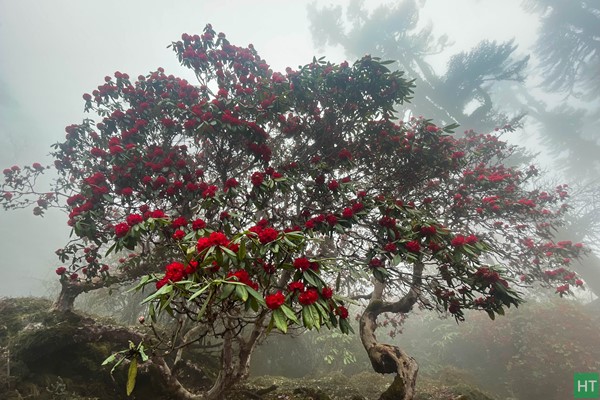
[360,306,419,400]
[359,264,423,400]
[52,281,84,312]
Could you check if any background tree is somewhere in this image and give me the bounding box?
[1,25,585,400]
[308,0,529,132]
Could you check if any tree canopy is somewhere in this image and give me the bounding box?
[0,24,585,400]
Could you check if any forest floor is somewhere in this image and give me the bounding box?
[229,373,496,400]
[0,297,496,400]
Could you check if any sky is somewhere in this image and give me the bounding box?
[0,0,547,297]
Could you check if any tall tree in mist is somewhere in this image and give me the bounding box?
[1,24,586,400]
[307,0,529,132]
[520,0,600,176]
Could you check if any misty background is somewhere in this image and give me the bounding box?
[1,0,598,302]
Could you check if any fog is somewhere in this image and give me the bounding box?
[1,1,599,399]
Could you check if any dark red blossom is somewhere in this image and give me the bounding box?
[250,172,264,186]
[321,287,333,299]
[288,281,305,292]
[451,235,466,247]
[338,148,352,161]
[298,288,319,305]
[126,214,144,226]
[224,178,239,192]
[172,217,188,229]
[420,225,436,236]
[258,227,279,244]
[197,231,230,253]
[265,291,285,310]
[114,223,130,238]
[405,240,421,253]
[192,219,206,230]
[293,257,311,271]
[328,180,339,191]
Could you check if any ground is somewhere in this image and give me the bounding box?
[0,297,496,400]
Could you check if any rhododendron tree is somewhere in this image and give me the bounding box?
[0,24,586,400]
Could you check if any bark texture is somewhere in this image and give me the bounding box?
[359,263,423,400]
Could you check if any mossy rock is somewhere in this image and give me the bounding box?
[0,297,53,346]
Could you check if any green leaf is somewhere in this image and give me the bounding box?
[188,282,211,302]
[246,286,266,306]
[142,284,173,304]
[235,284,249,302]
[126,357,137,396]
[280,304,299,323]
[221,283,236,299]
[101,353,116,366]
[110,357,125,375]
[148,303,156,322]
[197,289,213,321]
[248,296,259,312]
[486,309,496,320]
[302,306,313,329]
[138,346,149,362]
[105,241,118,257]
[272,308,288,333]
[221,245,237,259]
[239,240,246,260]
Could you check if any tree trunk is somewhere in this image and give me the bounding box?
[360,306,419,400]
[51,281,83,312]
[359,275,422,400]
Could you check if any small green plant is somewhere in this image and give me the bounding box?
[102,341,148,396]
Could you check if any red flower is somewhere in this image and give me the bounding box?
[384,243,397,253]
[196,238,211,253]
[172,230,185,240]
[224,178,239,192]
[172,217,188,229]
[265,291,285,310]
[209,231,229,246]
[336,306,349,319]
[114,223,130,238]
[202,185,218,198]
[251,172,264,186]
[451,235,466,247]
[342,207,354,218]
[55,266,67,275]
[298,288,319,305]
[157,261,187,289]
[556,283,570,294]
[293,257,311,271]
[321,287,333,299]
[405,240,421,253]
[420,225,436,236]
[369,258,383,268]
[258,227,279,244]
[338,148,352,161]
[328,180,339,191]
[126,213,144,226]
[465,234,478,245]
[326,214,338,226]
[192,219,206,230]
[288,281,305,292]
[150,210,166,219]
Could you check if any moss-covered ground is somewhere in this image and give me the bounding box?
[0,297,496,400]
